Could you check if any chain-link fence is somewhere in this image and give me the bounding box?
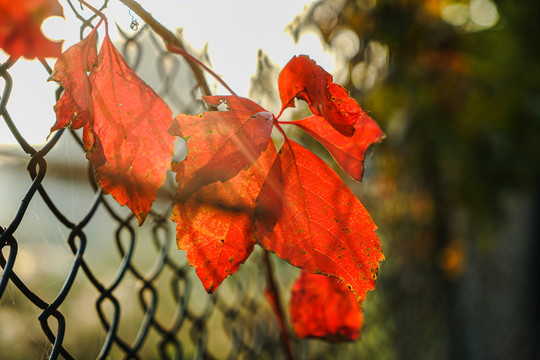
[0,1,368,358]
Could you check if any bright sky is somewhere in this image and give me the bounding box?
[0,0,334,144]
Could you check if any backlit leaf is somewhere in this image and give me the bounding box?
[49,31,175,224]
[290,114,385,181]
[168,96,274,201]
[278,55,362,137]
[49,30,97,131]
[89,35,175,224]
[255,138,384,302]
[289,271,363,341]
[171,142,277,293]
[0,0,64,59]
[48,30,102,163]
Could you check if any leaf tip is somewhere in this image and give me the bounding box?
[135,212,147,226]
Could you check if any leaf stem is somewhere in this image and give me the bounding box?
[275,108,285,120]
[263,250,295,360]
[275,92,299,120]
[273,120,292,145]
[116,0,213,97]
[77,0,107,32]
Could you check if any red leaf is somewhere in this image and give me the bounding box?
[289,271,363,341]
[49,30,97,131]
[89,35,175,224]
[171,142,277,293]
[255,138,384,302]
[48,30,102,163]
[278,55,362,137]
[168,96,274,201]
[50,32,175,224]
[0,0,64,59]
[290,114,385,181]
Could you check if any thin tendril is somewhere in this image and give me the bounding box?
[166,44,237,96]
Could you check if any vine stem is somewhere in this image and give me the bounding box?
[263,250,295,360]
[116,0,213,97]
[77,0,107,32]
[166,44,237,96]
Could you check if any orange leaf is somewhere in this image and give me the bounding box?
[0,0,64,59]
[89,35,175,224]
[289,271,363,341]
[168,96,274,201]
[290,114,385,181]
[49,30,97,131]
[278,55,362,137]
[48,30,102,163]
[255,138,384,302]
[171,142,277,293]
[50,31,175,224]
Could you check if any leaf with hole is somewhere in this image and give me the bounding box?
[0,0,64,59]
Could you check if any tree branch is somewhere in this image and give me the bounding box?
[116,0,213,97]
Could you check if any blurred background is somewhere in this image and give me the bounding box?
[2,0,540,359]
[283,0,540,359]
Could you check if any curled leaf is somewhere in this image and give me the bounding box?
[49,30,101,162]
[290,114,385,181]
[278,55,362,137]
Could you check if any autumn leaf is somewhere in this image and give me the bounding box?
[289,271,363,341]
[167,55,383,298]
[49,29,175,224]
[0,0,64,59]
[168,96,274,201]
[255,138,384,303]
[289,114,385,181]
[49,30,97,131]
[171,143,277,293]
[168,95,276,292]
[278,55,362,137]
[48,30,103,163]
[89,34,175,224]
